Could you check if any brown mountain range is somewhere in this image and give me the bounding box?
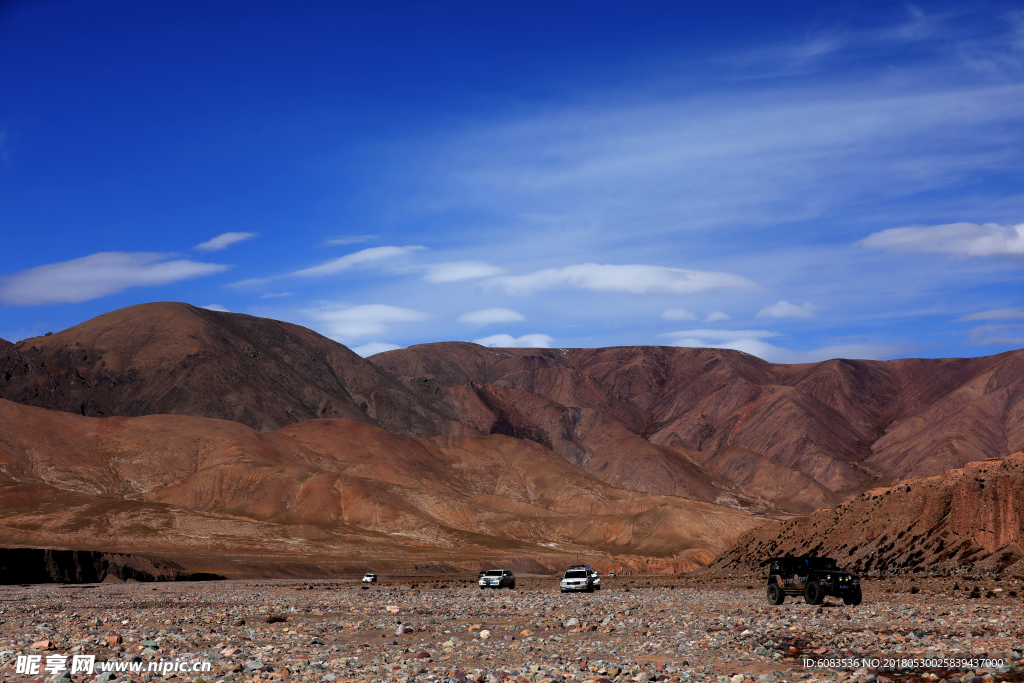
[3,303,1024,574]
[373,342,1024,511]
[710,451,1024,576]
[0,303,456,436]
[0,397,760,575]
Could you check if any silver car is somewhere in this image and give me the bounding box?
[478,569,515,589]
[560,567,599,593]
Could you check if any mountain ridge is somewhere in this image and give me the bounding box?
[0,302,457,436]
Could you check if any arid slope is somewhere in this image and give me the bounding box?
[0,398,762,571]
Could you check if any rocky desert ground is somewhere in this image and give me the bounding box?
[2,574,1022,683]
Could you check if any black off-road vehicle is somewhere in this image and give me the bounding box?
[766,556,862,605]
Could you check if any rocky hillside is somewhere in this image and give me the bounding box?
[711,452,1024,576]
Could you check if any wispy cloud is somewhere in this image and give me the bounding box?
[292,245,426,277]
[704,311,731,322]
[661,329,781,343]
[0,252,228,306]
[352,341,401,357]
[200,304,229,312]
[661,308,697,321]
[260,292,295,299]
[486,263,756,296]
[473,333,554,348]
[966,324,1024,345]
[226,277,272,290]
[660,328,908,363]
[861,222,1024,258]
[303,303,428,340]
[322,235,377,246]
[406,74,1024,256]
[424,261,505,283]
[955,307,1024,321]
[757,300,816,318]
[723,6,949,79]
[458,307,525,326]
[194,232,257,252]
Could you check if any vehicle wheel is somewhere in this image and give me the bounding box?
[509,581,515,589]
[480,585,485,590]
[768,584,784,605]
[595,584,601,591]
[804,581,823,605]
[851,588,862,605]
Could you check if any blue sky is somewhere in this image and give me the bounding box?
[2,1,1023,361]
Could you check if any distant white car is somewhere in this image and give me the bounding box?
[362,573,377,583]
[608,572,616,577]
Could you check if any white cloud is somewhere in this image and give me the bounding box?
[965,324,1024,346]
[304,303,428,340]
[662,328,908,363]
[954,308,1024,321]
[322,235,377,246]
[473,333,555,348]
[226,277,271,290]
[661,308,697,321]
[195,232,257,251]
[292,245,426,277]
[486,263,756,296]
[860,222,1024,258]
[260,292,295,299]
[661,329,781,342]
[201,304,229,312]
[351,341,401,357]
[0,252,229,306]
[458,307,525,325]
[757,300,816,318]
[424,261,505,282]
[704,311,731,322]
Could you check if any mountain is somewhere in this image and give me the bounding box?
[0,397,762,574]
[0,338,11,349]
[372,343,1024,510]
[5,303,1024,573]
[710,451,1024,576]
[0,302,457,436]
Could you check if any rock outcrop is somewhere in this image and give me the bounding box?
[711,452,1024,575]
[0,548,223,583]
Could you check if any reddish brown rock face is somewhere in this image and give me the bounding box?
[712,451,1024,575]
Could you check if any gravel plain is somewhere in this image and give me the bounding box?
[1,575,1021,683]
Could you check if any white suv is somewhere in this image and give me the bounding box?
[361,573,377,583]
[560,565,600,592]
